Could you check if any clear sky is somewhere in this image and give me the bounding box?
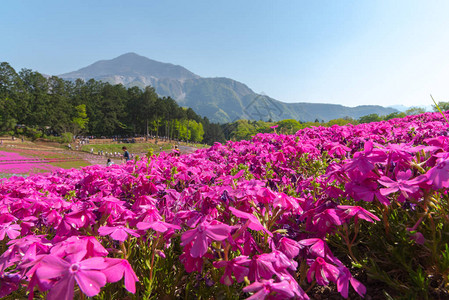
[2,0,449,108]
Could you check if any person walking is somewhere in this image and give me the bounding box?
[122,146,130,162]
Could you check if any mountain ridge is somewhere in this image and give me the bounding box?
[58,53,398,123]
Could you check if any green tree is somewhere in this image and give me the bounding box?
[405,107,426,116]
[276,119,301,134]
[189,120,204,142]
[19,69,50,127]
[358,113,382,124]
[72,104,89,136]
[383,112,406,121]
[432,101,449,112]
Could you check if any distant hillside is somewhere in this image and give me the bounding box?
[59,53,398,123]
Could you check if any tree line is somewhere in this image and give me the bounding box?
[2,61,447,144]
[221,103,448,141]
[0,62,226,144]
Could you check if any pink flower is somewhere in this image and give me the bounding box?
[378,170,426,199]
[181,220,232,258]
[98,225,140,242]
[426,158,449,189]
[337,205,380,224]
[337,266,366,298]
[278,237,300,259]
[298,238,336,260]
[35,255,108,299]
[0,223,21,241]
[243,279,294,300]
[307,257,339,286]
[103,258,139,293]
[229,207,272,236]
[247,253,277,282]
[213,256,250,285]
[0,272,21,298]
[179,243,213,273]
[136,220,181,233]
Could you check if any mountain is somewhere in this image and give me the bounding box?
[388,104,433,112]
[59,53,398,123]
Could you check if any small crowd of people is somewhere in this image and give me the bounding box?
[106,146,130,166]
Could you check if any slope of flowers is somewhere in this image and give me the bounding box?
[0,112,448,299]
[0,151,59,174]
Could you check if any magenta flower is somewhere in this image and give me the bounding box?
[103,258,139,293]
[179,243,213,273]
[136,220,181,233]
[0,223,21,241]
[378,170,426,199]
[213,256,250,285]
[426,158,449,189]
[243,279,294,300]
[298,238,335,260]
[181,220,232,258]
[278,237,300,259]
[98,225,140,242]
[229,207,272,236]
[337,266,366,298]
[307,257,339,286]
[337,205,380,224]
[50,236,108,261]
[0,272,21,298]
[247,253,277,282]
[35,255,108,299]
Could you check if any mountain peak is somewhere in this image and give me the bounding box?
[59,53,200,81]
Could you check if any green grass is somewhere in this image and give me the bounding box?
[51,160,91,169]
[81,142,208,154]
[81,143,172,154]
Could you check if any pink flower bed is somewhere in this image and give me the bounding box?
[0,111,448,299]
[0,151,59,174]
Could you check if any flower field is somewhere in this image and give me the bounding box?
[0,151,60,175]
[1,112,449,299]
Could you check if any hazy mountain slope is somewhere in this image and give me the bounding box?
[59,53,398,123]
[60,52,199,81]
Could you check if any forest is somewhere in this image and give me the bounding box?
[0,62,225,144]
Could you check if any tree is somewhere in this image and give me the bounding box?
[19,69,50,127]
[405,107,426,116]
[358,114,381,124]
[432,101,449,112]
[383,112,406,121]
[189,120,204,142]
[72,104,89,136]
[277,119,301,134]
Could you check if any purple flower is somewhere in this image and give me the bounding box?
[181,220,232,258]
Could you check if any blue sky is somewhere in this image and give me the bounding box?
[2,1,449,107]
